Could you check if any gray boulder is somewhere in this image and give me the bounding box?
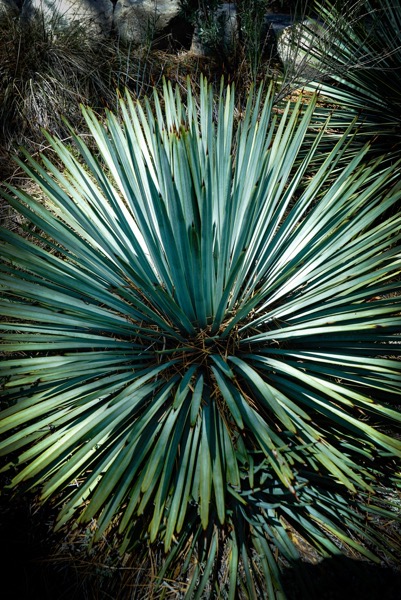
[0,0,19,13]
[113,0,181,44]
[20,0,181,43]
[277,18,331,78]
[189,7,294,59]
[190,3,237,56]
[21,0,114,36]
[264,12,293,39]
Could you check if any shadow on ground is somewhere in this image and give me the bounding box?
[282,556,401,600]
[1,491,400,599]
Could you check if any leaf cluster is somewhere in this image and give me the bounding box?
[0,72,400,598]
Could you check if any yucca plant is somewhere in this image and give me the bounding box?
[1,77,401,598]
[285,0,401,154]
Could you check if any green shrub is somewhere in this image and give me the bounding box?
[284,0,401,155]
[1,77,401,598]
[236,0,272,80]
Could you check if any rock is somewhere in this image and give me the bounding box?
[190,3,237,56]
[0,0,19,14]
[277,18,331,78]
[259,12,294,60]
[264,12,293,39]
[20,0,181,43]
[113,0,181,45]
[21,0,114,36]
[189,7,295,60]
